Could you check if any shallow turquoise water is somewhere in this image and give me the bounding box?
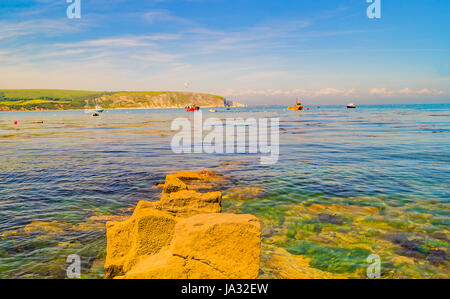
[0,104,449,278]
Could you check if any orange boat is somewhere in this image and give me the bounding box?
[288,100,303,111]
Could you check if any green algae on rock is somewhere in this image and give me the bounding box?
[282,240,371,274]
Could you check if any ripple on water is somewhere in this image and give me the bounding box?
[1,105,449,278]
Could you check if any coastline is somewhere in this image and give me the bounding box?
[0,105,228,112]
[0,90,233,112]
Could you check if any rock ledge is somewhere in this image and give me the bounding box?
[104,170,261,279]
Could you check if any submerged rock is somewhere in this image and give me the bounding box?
[224,186,265,200]
[154,170,226,192]
[219,161,250,168]
[24,221,70,234]
[306,203,379,217]
[1,215,128,240]
[104,170,261,279]
[89,215,129,222]
[266,247,352,279]
[317,213,344,225]
[390,255,415,265]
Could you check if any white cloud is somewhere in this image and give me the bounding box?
[0,19,89,40]
[222,87,357,97]
[370,87,445,96]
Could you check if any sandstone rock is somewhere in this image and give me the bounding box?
[104,170,261,279]
[172,213,261,279]
[120,213,261,279]
[184,182,217,191]
[153,183,165,189]
[155,170,225,191]
[159,190,222,217]
[104,201,177,279]
[119,249,188,279]
[163,175,188,194]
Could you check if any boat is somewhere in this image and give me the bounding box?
[288,99,303,111]
[85,105,104,114]
[209,108,216,113]
[347,103,356,109]
[185,104,200,112]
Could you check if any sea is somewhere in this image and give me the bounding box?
[0,104,449,278]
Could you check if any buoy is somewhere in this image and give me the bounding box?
[13,121,18,125]
[306,107,310,110]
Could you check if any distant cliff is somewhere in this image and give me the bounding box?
[94,91,225,109]
[0,90,227,111]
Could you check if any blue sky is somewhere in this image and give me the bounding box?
[0,0,448,105]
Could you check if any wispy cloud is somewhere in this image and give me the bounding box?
[370,88,445,96]
[0,1,448,104]
[0,18,89,40]
[222,87,358,97]
[142,9,193,25]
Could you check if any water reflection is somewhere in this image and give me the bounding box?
[0,104,449,278]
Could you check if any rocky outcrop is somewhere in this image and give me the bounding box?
[121,213,260,279]
[104,202,177,278]
[152,171,223,217]
[104,170,261,279]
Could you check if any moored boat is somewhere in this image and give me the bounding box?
[347,103,356,109]
[85,105,104,114]
[288,99,303,111]
[185,104,200,112]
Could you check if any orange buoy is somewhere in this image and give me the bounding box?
[306,107,310,110]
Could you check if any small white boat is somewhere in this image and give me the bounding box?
[347,103,356,109]
[85,105,104,114]
[209,108,216,113]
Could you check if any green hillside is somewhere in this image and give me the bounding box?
[0,89,225,111]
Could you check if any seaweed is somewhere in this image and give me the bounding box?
[282,240,371,273]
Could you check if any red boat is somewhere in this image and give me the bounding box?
[185,105,200,112]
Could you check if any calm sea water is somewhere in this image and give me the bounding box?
[0,104,449,278]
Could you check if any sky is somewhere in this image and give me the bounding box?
[0,0,448,105]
